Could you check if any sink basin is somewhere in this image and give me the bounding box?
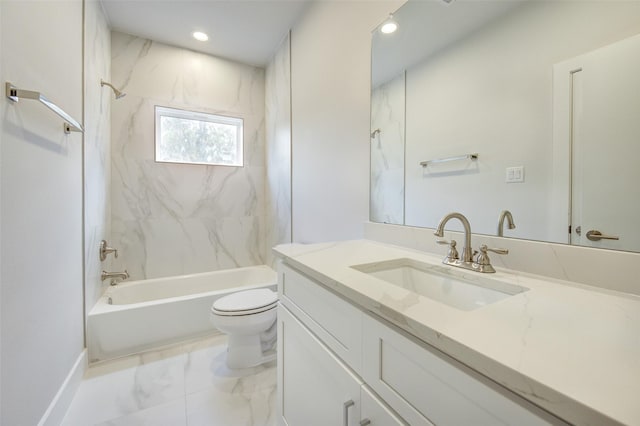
[351,258,528,311]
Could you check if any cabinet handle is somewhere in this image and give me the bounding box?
[343,400,355,426]
[360,420,372,426]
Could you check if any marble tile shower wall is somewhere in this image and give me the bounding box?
[370,73,405,225]
[110,32,266,280]
[84,0,112,311]
[265,34,292,267]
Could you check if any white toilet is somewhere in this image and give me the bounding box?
[210,288,278,369]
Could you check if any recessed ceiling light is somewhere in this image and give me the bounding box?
[380,15,398,34]
[192,31,209,42]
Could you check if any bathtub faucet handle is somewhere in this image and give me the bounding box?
[100,240,118,261]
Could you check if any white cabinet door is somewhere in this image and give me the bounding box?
[278,305,362,426]
[362,314,564,426]
[361,385,408,426]
[279,263,363,373]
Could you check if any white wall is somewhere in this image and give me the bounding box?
[265,34,292,266]
[84,0,112,320]
[110,32,266,280]
[0,1,84,424]
[290,0,404,243]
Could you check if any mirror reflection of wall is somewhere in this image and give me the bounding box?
[370,72,405,225]
[371,0,640,253]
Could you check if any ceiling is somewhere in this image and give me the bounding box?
[100,0,312,67]
[372,0,525,87]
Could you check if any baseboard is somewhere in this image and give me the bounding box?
[38,349,87,426]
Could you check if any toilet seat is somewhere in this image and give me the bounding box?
[211,289,278,317]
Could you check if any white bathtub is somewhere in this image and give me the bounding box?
[87,265,277,362]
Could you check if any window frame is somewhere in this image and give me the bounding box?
[154,105,244,167]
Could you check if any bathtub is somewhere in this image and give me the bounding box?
[87,265,277,363]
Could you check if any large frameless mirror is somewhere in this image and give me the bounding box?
[371,0,640,253]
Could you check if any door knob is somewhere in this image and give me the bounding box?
[586,230,619,241]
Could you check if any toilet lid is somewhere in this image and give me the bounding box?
[212,289,278,314]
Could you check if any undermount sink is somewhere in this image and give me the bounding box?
[351,258,528,311]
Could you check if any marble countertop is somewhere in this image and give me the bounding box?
[273,240,640,426]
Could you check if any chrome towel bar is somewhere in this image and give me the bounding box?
[5,82,83,134]
[420,153,478,167]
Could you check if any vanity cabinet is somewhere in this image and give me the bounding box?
[277,263,565,426]
[361,315,563,426]
[278,306,406,426]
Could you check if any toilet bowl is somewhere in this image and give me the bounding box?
[210,288,278,369]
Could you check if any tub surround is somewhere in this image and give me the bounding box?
[265,34,292,267]
[84,0,113,319]
[110,32,266,281]
[274,240,640,425]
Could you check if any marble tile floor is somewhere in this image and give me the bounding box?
[62,334,276,426]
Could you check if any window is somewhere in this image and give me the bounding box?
[155,106,243,166]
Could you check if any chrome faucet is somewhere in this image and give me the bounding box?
[497,210,516,237]
[434,212,509,273]
[101,270,129,285]
[434,212,473,263]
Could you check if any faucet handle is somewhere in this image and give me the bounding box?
[474,245,508,273]
[437,239,459,261]
[481,245,509,255]
[99,240,118,261]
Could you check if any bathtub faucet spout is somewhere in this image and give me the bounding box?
[101,270,129,285]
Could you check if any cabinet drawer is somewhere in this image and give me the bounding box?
[279,263,362,372]
[361,385,408,426]
[362,314,565,426]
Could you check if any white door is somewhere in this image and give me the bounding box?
[558,34,640,251]
[278,306,362,426]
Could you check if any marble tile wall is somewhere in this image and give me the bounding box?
[370,73,405,225]
[265,34,292,267]
[84,0,112,314]
[110,32,266,280]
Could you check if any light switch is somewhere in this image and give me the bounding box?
[506,166,524,183]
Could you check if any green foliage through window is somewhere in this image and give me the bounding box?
[155,106,243,166]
